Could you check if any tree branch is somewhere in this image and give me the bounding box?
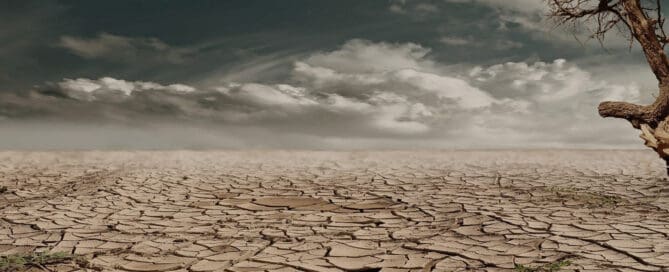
[598,101,650,125]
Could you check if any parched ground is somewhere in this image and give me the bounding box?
[1,151,669,272]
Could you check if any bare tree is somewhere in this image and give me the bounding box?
[549,0,669,174]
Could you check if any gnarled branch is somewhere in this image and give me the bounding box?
[598,101,649,121]
[598,84,669,127]
[549,0,669,165]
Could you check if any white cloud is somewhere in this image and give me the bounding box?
[221,83,316,107]
[303,39,434,73]
[390,69,496,108]
[468,59,640,103]
[57,78,102,93]
[53,77,195,101]
[24,39,644,148]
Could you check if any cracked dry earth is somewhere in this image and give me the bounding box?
[1,151,669,272]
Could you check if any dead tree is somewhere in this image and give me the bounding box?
[549,0,669,174]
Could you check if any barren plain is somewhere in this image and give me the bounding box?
[1,150,669,271]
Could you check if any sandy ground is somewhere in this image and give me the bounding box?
[1,150,669,272]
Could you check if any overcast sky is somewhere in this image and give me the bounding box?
[0,0,663,149]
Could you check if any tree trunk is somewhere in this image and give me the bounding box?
[550,0,669,173]
[598,0,669,126]
[593,1,669,173]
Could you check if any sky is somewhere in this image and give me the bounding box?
[0,0,664,149]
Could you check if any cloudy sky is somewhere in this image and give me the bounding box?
[0,0,663,149]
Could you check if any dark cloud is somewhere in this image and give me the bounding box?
[0,39,645,148]
[0,0,659,149]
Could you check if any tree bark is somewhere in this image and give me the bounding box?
[599,84,669,127]
[550,0,669,172]
[597,0,669,128]
[621,1,669,84]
